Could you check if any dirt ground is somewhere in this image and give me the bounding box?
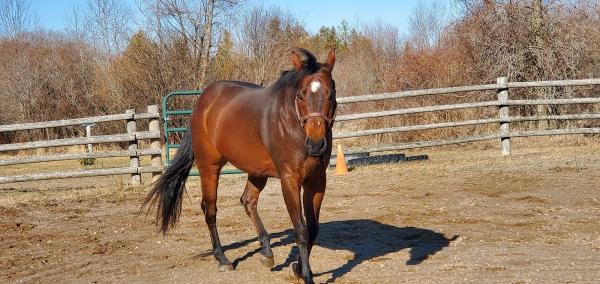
[2,138,600,283]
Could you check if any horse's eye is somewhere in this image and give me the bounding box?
[296,92,304,100]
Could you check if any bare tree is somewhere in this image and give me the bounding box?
[138,0,244,87]
[0,0,33,37]
[408,0,451,51]
[65,3,86,42]
[235,6,306,85]
[80,0,134,59]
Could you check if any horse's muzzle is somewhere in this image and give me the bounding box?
[306,138,327,156]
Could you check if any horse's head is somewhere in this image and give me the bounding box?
[291,48,337,156]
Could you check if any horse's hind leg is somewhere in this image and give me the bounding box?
[240,176,274,267]
[199,162,233,272]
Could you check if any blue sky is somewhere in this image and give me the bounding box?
[256,0,423,33]
[30,0,429,35]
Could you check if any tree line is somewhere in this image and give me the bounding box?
[1,0,600,145]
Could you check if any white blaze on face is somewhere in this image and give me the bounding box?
[310,81,321,93]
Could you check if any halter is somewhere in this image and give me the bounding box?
[294,94,336,127]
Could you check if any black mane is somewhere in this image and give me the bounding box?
[271,48,319,92]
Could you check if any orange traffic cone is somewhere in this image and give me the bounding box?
[335,144,348,175]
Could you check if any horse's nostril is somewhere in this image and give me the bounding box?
[306,138,327,156]
[318,139,327,152]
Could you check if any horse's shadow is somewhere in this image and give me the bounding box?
[217,219,457,283]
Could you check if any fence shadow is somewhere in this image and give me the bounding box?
[217,219,457,283]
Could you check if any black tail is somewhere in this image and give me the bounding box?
[142,131,195,234]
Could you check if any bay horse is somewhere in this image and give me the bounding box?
[144,48,337,284]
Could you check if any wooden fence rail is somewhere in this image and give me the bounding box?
[336,78,600,104]
[336,98,600,122]
[0,112,159,132]
[333,114,600,139]
[0,149,162,166]
[344,127,600,155]
[334,77,600,155]
[0,105,163,185]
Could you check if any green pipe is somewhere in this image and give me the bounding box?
[166,110,193,115]
[165,127,188,132]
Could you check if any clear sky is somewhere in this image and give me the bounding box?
[256,0,423,33]
[29,0,429,35]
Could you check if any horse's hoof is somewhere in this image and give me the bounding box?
[291,262,302,278]
[260,255,275,268]
[218,263,234,272]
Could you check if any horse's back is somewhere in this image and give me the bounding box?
[211,80,262,88]
[194,80,262,112]
[206,80,261,98]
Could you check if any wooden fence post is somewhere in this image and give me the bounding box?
[497,77,511,156]
[148,105,162,183]
[126,109,141,185]
[84,123,94,153]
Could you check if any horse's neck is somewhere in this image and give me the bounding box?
[266,84,289,108]
[268,86,300,128]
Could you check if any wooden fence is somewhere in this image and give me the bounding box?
[2,77,599,185]
[0,105,162,185]
[333,77,600,155]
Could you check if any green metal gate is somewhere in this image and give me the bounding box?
[162,90,241,175]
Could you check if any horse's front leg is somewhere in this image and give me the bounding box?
[280,173,314,284]
[294,172,326,275]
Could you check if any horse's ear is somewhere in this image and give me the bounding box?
[291,48,318,71]
[325,48,336,70]
[291,51,304,71]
